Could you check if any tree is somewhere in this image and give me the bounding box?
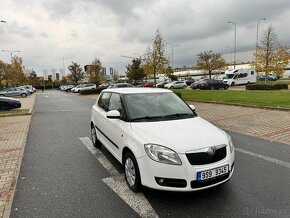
[111,73,119,83]
[143,29,170,85]
[27,70,37,87]
[125,58,145,84]
[253,25,290,80]
[0,60,9,88]
[87,58,105,85]
[194,50,227,79]
[67,62,84,84]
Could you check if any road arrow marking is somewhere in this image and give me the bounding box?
[79,137,158,218]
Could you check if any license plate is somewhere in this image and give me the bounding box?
[197,165,229,181]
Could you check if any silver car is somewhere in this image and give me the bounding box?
[0,87,30,98]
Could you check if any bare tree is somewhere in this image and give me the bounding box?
[194,50,227,79]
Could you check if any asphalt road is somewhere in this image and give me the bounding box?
[11,90,290,218]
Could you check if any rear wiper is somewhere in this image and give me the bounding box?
[130,116,164,121]
[163,113,195,118]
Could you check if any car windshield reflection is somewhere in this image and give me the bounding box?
[124,93,195,121]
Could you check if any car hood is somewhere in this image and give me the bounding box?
[0,97,20,102]
[130,117,227,153]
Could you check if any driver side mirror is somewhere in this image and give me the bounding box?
[189,104,196,111]
[106,110,121,119]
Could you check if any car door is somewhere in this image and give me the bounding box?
[7,88,16,96]
[103,93,126,160]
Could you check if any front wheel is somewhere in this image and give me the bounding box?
[91,124,101,148]
[124,152,141,192]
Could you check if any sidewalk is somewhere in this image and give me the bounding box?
[0,93,36,218]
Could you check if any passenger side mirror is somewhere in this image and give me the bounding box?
[106,110,121,119]
[189,105,196,111]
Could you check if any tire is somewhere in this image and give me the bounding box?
[124,152,141,192]
[0,102,10,111]
[183,85,186,89]
[21,93,27,98]
[224,86,229,90]
[231,82,235,86]
[211,86,214,90]
[170,86,174,89]
[91,124,101,148]
[0,94,5,97]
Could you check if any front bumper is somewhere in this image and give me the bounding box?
[137,147,235,191]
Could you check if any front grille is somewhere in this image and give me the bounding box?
[191,173,230,188]
[186,146,227,165]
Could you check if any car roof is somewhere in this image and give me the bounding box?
[102,87,173,94]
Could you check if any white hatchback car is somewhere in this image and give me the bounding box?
[164,81,187,89]
[91,88,235,192]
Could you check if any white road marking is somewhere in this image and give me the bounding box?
[236,148,290,169]
[79,137,158,217]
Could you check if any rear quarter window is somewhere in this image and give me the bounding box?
[97,92,111,111]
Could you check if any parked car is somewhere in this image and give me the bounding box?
[164,81,187,89]
[144,82,155,87]
[258,75,277,81]
[108,83,134,88]
[190,80,204,89]
[20,85,35,94]
[91,88,235,192]
[0,97,21,110]
[63,85,74,91]
[192,79,229,90]
[185,79,195,86]
[0,87,30,97]
[73,84,96,92]
[156,81,168,88]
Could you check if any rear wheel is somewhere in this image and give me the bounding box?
[0,94,5,97]
[124,152,141,192]
[170,86,174,89]
[91,124,101,148]
[21,93,27,98]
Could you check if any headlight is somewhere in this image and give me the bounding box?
[144,144,182,165]
[227,134,234,153]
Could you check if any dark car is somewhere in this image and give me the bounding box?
[0,97,21,110]
[258,75,277,81]
[108,83,134,88]
[191,79,229,90]
[185,79,195,86]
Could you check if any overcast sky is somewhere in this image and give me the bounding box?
[1,0,290,75]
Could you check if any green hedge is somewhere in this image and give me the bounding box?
[173,91,182,98]
[246,84,288,90]
[79,87,107,95]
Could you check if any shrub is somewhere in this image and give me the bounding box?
[79,87,107,95]
[246,84,288,90]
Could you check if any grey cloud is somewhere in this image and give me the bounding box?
[39,32,48,38]
[8,21,35,38]
[42,0,74,19]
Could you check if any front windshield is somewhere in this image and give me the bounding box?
[124,92,195,121]
[225,74,235,79]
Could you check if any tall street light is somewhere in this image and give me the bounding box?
[227,21,237,69]
[256,18,266,69]
[0,20,6,23]
[1,50,21,59]
[166,43,179,69]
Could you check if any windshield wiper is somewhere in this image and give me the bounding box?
[163,113,195,118]
[130,116,164,121]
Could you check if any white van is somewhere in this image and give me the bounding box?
[223,68,256,86]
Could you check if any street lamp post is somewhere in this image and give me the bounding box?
[256,18,266,69]
[1,50,21,59]
[227,21,237,69]
[0,20,6,23]
[166,43,179,69]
